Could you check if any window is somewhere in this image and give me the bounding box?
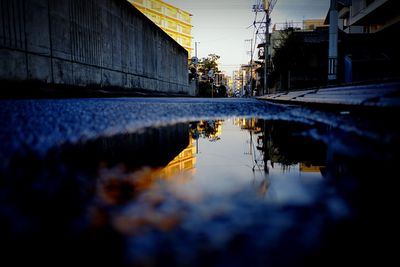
[182,37,191,47]
[132,0,144,5]
[167,19,177,31]
[151,1,162,12]
[166,7,177,18]
[181,25,191,35]
[181,13,191,24]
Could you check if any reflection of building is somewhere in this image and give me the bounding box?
[95,123,195,205]
[128,0,193,57]
[299,163,324,173]
[161,136,196,180]
[196,120,222,140]
[95,131,196,234]
[234,118,262,133]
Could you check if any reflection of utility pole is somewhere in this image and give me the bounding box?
[263,120,269,174]
[250,131,253,155]
[245,131,253,156]
[192,127,199,154]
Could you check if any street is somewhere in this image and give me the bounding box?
[1,0,400,266]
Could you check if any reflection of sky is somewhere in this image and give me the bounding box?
[194,119,259,194]
[174,119,324,205]
[267,162,323,205]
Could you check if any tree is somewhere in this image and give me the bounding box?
[198,54,221,76]
[269,28,301,91]
[196,54,221,97]
[270,27,328,91]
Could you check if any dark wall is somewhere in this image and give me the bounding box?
[0,0,191,95]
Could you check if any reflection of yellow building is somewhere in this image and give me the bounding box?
[128,0,193,57]
[299,163,324,173]
[96,132,196,210]
[160,135,196,181]
[234,118,262,132]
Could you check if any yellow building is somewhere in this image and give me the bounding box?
[303,19,326,31]
[128,0,193,57]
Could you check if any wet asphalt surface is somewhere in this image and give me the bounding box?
[1,97,399,267]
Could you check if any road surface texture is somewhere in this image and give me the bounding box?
[1,97,399,267]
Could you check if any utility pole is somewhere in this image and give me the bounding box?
[242,70,245,97]
[208,69,214,98]
[328,0,338,83]
[195,42,199,58]
[245,39,254,96]
[194,41,200,96]
[264,0,270,95]
[252,1,276,95]
[250,38,253,96]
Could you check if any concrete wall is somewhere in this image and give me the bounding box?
[0,0,190,95]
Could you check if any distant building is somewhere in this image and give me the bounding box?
[225,75,233,94]
[231,62,262,96]
[232,70,244,96]
[214,73,226,87]
[128,0,193,57]
[303,19,326,31]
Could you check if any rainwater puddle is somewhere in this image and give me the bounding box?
[1,117,398,267]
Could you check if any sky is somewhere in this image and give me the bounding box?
[166,0,330,76]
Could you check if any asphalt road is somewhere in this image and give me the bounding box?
[1,97,399,267]
[1,97,399,167]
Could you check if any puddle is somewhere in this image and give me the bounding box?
[1,117,398,266]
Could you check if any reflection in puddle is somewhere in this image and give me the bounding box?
[95,119,327,209]
[1,117,396,266]
[87,118,332,265]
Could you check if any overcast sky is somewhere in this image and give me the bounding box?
[166,0,330,76]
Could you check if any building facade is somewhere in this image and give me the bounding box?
[330,0,400,82]
[128,0,193,58]
[350,0,399,33]
[335,0,400,34]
